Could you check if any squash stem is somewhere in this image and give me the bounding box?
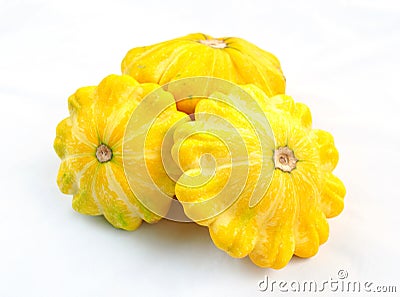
[274,146,297,172]
[96,144,113,163]
[198,39,227,49]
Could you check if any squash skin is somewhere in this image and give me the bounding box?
[121,33,286,114]
[54,74,189,230]
[173,86,345,268]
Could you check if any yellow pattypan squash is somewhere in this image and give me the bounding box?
[172,86,345,268]
[121,33,286,114]
[54,74,189,230]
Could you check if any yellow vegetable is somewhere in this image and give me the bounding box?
[173,87,345,268]
[54,74,189,230]
[121,33,286,114]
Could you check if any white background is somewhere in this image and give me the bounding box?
[1,0,399,296]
